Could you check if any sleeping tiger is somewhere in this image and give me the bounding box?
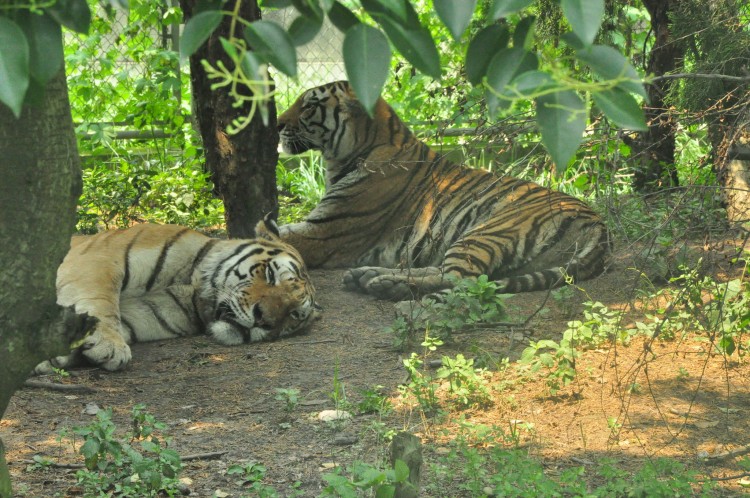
[33,216,317,374]
[277,81,611,303]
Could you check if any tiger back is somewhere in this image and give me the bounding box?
[33,217,316,374]
[277,81,612,302]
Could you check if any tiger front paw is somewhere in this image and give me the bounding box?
[80,328,132,371]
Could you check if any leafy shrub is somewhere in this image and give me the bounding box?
[392,274,509,347]
[77,156,223,232]
[70,405,182,497]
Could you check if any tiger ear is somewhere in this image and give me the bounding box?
[254,213,281,240]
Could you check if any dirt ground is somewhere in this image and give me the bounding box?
[3,244,750,497]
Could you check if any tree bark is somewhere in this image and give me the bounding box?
[632,0,683,192]
[0,70,85,496]
[180,0,278,237]
[717,115,750,227]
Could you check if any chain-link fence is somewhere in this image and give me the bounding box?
[64,3,345,139]
[65,0,182,141]
[264,8,346,110]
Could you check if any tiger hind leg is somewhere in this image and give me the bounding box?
[343,266,449,301]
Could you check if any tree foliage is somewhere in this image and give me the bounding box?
[177,0,647,169]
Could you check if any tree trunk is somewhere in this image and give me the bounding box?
[717,116,750,227]
[0,70,86,496]
[632,0,682,191]
[180,0,278,238]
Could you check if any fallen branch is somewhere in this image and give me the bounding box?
[702,471,750,482]
[23,380,95,394]
[181,450,228,462]
[21,450,228,470]
[705,444,750,462]
[650,73,750,83]
[290,339,339,345]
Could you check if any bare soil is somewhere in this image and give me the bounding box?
[3,243,750,497]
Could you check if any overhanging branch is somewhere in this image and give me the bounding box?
[650,73,750,83]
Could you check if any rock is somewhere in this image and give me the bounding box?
[317,410,352,422]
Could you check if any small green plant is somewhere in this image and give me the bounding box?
[51,366,70,382]
[320,460,411,497]
[71,404,182,497]
[399,332,444,414]
[274,388,300,413]
[392,274,510,347]
[551,285,576,316]
[627,382,642,394]
[519,333,579,396]
[567,301,628,348]
[611,457,713,497]
[400,352,441,415]
[356,385,393,415]
[607,416,623,440]
[330,359,351,412]
[277,152,326,224]
[641,258,750,356]
[25,455,55,472]
[436,354,492,408]
[676,367,690,380]
[226,461,282,497]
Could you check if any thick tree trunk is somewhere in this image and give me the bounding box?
[633,0,682,191]
[716,117,750,227]
[0,70,85,496]
[180,0,278,237]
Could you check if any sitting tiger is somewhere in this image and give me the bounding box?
[33,216,317,374]
[277,81,611,302]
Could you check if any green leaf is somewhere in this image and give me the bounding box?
[561,0,604,46]
[491,0,533,20]
[593,88,647,131]
[288,15,322,46]
[219,37,239,60]
[262,0,293,8]
[465,24,509,85]
[344,24,391,115]
[560,31,584,50]
[328,1,360,32]
[379,17,440,78]
[291,0,324,21]
[393,459,410,483]
[244,20,297,77]
[502,70,555,99]
[375,484,396,498]
[512,15,535,49]
[434,0,476,40]
[485,47,538,116]
[79,438,101,469]
[370,0,408,23]
[576,45,646,98]
[46,0,91,34]
[180,10,223,60]
[239,51,263,80]
[16,12,63,85]
[0,17,30,118]
[536,90,587,171]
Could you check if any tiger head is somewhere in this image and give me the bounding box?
[206,216,319,344]
[278,80,393,162]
